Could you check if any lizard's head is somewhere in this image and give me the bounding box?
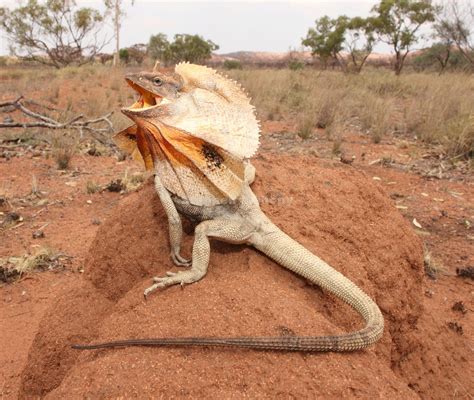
[115,63,260,162]
[122,70,184,118]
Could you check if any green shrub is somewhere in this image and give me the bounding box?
[223,60,242,70]
[119,48,129,64]
[288,59,304,70]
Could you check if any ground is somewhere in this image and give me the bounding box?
[1,122,472,398]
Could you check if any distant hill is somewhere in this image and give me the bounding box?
[210,50,393,67]
[210,51,311,66]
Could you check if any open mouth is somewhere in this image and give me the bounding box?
[124,78,162,111]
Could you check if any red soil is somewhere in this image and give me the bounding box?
[10,155,470,399]
[1,130,472,399]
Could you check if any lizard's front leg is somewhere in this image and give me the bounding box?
[144,219,254,297]
[154,174,190,267]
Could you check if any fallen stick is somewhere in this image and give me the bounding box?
[0,96,114,134]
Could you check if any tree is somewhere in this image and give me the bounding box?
[167,34,219,64]
[119,48,129,64]
[427,42,451,72]
[0,0,108,68]
[434,0,473,67]
[413,43,452,73]
[148,33,170,62]
[371,0,437,75]
[302,16,348,70]
[302,16,377,73]
[127,43,147,65]
[345,17,378,73]
[120,43,146,65]
[104,0,134,67]
[147,34,219,65]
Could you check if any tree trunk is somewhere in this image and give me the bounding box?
[456,44,474,66]
[436,49,450,75]
[394,52,402,76]
[113,0,120,67]
[334,53,347,73]
[394,50,408,76]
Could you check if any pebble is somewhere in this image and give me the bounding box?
[32,230,45,239]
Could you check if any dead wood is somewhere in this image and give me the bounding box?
[0,96,113,136]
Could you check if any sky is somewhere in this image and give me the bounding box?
[0,0,409,56]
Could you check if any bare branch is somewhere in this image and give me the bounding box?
[23,99,64,112]
[0,97,114,134]
[0,96,24,108]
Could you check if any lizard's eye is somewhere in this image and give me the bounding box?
[153,77,163,86]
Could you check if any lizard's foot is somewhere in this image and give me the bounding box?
[144,269,205,298]
[171,251,191,267]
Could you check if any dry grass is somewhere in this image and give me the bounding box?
[0,246,68,282]
[120,168,147,192]
[401,75,474,159]
[86,180,102,194]
[296,117,314,139]
[227,68,474,159]
[357,96,395,144]
[0,64,131,133]
[51,133,77,170]
[423,247,446,279]
[84,169,146,195]
[1,65,472,160]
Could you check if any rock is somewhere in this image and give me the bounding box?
[106,179,124,193]
[32,230,45,239]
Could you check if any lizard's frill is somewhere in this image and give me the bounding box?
[113,121,246,207]
[168,62,260,159]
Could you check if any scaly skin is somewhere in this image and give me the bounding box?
[72,65,383,352]
[72,167,384,352]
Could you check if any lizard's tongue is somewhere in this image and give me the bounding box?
[128,89,161,111]
[143,91,159,107]
[135,92,158,109]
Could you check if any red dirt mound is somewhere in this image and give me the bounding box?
[20,155,428,398]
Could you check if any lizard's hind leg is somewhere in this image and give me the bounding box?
[144,218,254,297]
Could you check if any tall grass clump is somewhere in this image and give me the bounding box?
[51,132,77,170]
[401,73,474,159]
[357,95,395,143]
[296,117,314,139]
[227,69,353,132]
[228,68,473,159]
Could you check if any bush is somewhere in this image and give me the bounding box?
[296,117,313,139]
[148,33,218,65]
[412,45,473,73]
[288,59,304,70]
[119,48,129,64]
[51,134,76,170]
[223,60,242,70]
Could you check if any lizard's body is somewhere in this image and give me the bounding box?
[73,64,384,352]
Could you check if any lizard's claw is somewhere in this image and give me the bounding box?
[171,252,192,267]
[144,269,205,298]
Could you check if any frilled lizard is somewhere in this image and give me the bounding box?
[73,63,384,352]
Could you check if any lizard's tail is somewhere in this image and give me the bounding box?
[72,223,384,352]
[247,222,384,351]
